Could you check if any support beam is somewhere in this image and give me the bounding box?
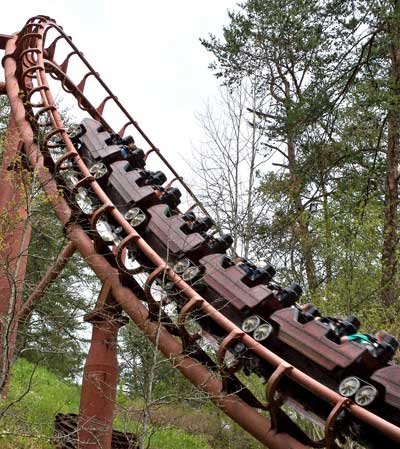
[0,114,32,398]
[78,283,127,449]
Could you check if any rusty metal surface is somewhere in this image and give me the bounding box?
[371,366,400,409]
[200,253,279,312]
[3,15,400,449]
[79,284,125,449]
[324,398,351,449]
[146,203,205,254]
[0,34,11,50]
[107,161,155,205]
[271,307,366,370]
[54,414,138,449]
[0,113,32,397]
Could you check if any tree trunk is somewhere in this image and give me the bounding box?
[287,138,318,291]
[321,174,333,283]
[381,10,400,305]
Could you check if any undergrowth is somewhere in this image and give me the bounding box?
[0,359,216,449]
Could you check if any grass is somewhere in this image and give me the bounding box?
[0,358,80,448]
[0,359,214,449]
[149,427,211,449]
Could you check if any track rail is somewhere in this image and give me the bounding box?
[2,15,400,448]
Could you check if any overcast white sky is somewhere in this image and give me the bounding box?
[0,1,238,182]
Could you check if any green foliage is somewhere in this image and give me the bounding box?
[19,191,96,380]
[0,97,93,382]
[119,321,197,400]
[146,428,211,449]
[0,358,80,448]
[0,359,223,449]
[201,0,400,312]
[115,397,261,449]
[118,320,267,448]
[201,0,366,292]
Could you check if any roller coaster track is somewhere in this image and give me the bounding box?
[0,15,399,449]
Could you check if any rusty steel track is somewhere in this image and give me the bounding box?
[2,15,400,448]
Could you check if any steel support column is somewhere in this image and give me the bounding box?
[78,283,127,449]
[0,113,31,397]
